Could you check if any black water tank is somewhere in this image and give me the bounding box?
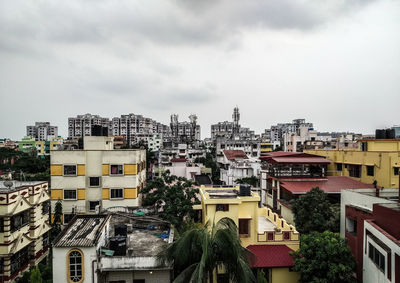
[375,129,386,139]
[386,129,395,139]
[115,224,127,237]
[239,184,251,196]
[109,236,126,256]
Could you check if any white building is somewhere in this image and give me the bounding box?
[53,213,174,283]
[50,136,146,224]
[219,150,261,186]
[26,122,58,141]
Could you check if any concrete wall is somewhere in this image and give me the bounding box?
[363,221,400,283]
[271,267,300,283]
[53,247,97,283]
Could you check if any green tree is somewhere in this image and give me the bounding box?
[291,187,334,234]
[194,152,221,184]
[30,267,42,283]
[235,176,258,187]
[142,171,200,231]
[159,217,255,283]
[291,231,356,283]
[257,269,268,283]
[51,199,62,241]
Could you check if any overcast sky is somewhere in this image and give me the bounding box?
[1,0,399,140]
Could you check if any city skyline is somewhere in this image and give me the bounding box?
[1,0,399,140]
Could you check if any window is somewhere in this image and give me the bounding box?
[89,201,100,211]
[63,214,75,225]
[110,164,123,175]
[42,232,49,247]
[336,163,343,172]
[10,210,29,232]
[368,243,385,273]
[110,188,123,199]
[68,249,83,283]
[133,280,145,283]
[348,165,361,178]
[89,177,100,187]
[64,165,77,176]
[216,204,229,212]
[283,231,290,240]
[41,201,50,215]
[345,217,357,235]
[238,219,250,236]
[0,257,3,274]
[64,190,77,200]
[10,246,29,275]
[0,218,3,233]
[367,166,374,176]
[267,232,274,240]
[394,167,399,176]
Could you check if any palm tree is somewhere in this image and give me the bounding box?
[159,217,255,283]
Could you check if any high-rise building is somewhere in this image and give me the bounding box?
[26,122,58,141]
[68,114,110,138]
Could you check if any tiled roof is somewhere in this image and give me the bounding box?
[247,245,294,268]
[223,150,248,161]
[280,176,375,194]
[170,158,187,162]
[53,215,110,247]
[268,157,331,164]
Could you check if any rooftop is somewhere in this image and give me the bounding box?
[223,150,248,161]
[205,189,239,199]
[280,176,375,194]
[53,215,110,247]
[247,245,295,268]
[0,180,46,193]
[257,216,276,233]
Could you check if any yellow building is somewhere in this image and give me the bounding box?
[305,139,400,188]
[50,136,146,224]
[260,142,273,153]
[196,185,300,283]
[35,138,62,157]
[0,181,51,282]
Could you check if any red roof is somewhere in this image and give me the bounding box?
[247,245,294,268]
[170,158,187,162]
[280,176,375,194]
[268,157,331,164]
[223,150,248,161]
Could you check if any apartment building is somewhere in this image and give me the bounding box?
[50,136,146,224]
[35,137,63,157]
[305,139,400,188]
[111,114,170,146]
[341,188,400,282]
[26,122,58,141]
[267,119,313,145]
[68,114,110,138]
[195,185,300,283]
[0,181,50,282]
[259,152,374,224]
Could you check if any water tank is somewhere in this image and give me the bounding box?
[375,129,386,139]
[386,129,395,139]
[109,236,126,256]
[115,224,127,237]
[239,184,251,197]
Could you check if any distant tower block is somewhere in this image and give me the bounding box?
[232,106,240,134]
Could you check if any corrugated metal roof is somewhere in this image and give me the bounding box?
[53,215,110,247]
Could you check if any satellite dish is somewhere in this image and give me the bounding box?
[3,181,13,189]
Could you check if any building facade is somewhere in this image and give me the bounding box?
[305,139,400,188]
[68,114,111,138]
[195,185,300,283]
[341,188,400,282]
[50,136,146,224]
[26,122,58,141]
[0,181,50,282]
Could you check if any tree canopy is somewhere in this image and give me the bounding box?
[142,171,200,231]
[235,176,258,187]
[194,151,221,184]
[291,231,356,283]
[291,187,336,234]
[159,217,255,283]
